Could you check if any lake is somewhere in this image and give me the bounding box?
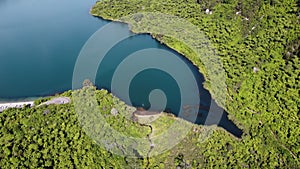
[0,0,242,137]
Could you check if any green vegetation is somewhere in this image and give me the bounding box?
[0,88,147,168]
[0,0,299,168]
[90,0,299,167]
[0,87,216,168]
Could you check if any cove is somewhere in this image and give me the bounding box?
[0,0,242,137]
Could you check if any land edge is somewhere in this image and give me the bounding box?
[0,88,241,140]
[89,11,244,133]
[0,97,71,112]
[89,11,225,110]
[0,10,243,138]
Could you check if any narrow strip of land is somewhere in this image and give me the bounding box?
[39,97,71,106]
[0,97,71,112]
[0,101,34,112]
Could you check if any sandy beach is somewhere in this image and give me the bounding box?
[0,101,34,112]
[0,97,71,112]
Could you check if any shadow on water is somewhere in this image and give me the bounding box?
[0,0,242,137]
[95,30,243,138]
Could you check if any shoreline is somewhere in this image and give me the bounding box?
[0,96,71,112]
[0,101,35,112]
[0,96,39,104]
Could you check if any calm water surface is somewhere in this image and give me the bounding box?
[0,0,242,137]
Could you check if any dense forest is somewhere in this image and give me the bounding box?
[0,0,299,168]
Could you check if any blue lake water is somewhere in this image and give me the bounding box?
[0,0,242,137]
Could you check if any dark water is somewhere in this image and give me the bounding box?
[0,0,242,137]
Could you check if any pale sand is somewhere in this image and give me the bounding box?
[39,97,71,106]
[0,101,34,112]
[0,97,71,112]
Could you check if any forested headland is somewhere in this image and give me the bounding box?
[0,0,299,168]
[90,0,299,167]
